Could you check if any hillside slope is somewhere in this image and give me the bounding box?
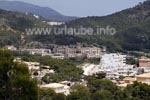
[0,9,48,47]
[33,0,150,52]
[0,1,77,22]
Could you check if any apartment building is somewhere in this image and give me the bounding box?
[99,53,126,70]
[53,46,103,59]
[117,73,150,88]
[22,48,65,59]
[22,49,51,56]
[136,73,150,85]
[139,56,150,67]
[80,53,136,79]
[99,53,135,79]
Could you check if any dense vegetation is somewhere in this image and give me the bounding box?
[0,30,20,48]
[0,50,38,100]
[0,9,48,47]
[22,56,83,83]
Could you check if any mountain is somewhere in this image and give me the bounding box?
[34,0,149,52]
[66,0,150,31]
[0,9,49,47]
[0,1,77,22]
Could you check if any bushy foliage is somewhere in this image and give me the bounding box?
[22,56,83,83]
[0,50,38,100]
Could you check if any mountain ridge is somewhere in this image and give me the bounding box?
[0,0,77,22]
[0,8,49,47]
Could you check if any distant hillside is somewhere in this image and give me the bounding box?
[0,1,77,22]
[0,9,48,47]
[32,0,150,52]
[66,0,150,31]
[1,0,150,53]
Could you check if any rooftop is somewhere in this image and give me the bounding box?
[123,77,136,81]
[40,83,65,89]
[136,73,150,78]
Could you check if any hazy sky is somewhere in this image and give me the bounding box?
[8,0,146,17]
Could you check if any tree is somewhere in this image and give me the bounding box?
[22,56,83,83]
[93,72,106,79]
[42,73,62,83]
[92,90,113,100]
[67,84,91,100]
[39,89,56,100]
[53,93,66,100]
[88,79,117,93]
[0,50,38,100]
[114,89,129,100]
[125,82,150,100]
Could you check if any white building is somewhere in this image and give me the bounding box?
[23,49,51,56]
[99,53,135,79]
[47,22,64,26]
[40,83,70,95]
[5,45,17,51]
[99,53,126,70]
[80,53,137,79]
[23,61,40,71]
[33,14,39,19]
[51,53,65,59]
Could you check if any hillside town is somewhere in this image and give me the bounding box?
[1,0,150,100]
[4,44,105,59]
[4,45,150,95]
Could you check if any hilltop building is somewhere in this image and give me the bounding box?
[53,45,103,59]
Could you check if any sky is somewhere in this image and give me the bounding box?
[8,0,146,17]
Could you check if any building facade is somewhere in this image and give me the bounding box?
[136,73,150,85]
[139,56,150,67]
[40,83,70,95]
[53,46,103,59]
[99,53,135,79]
